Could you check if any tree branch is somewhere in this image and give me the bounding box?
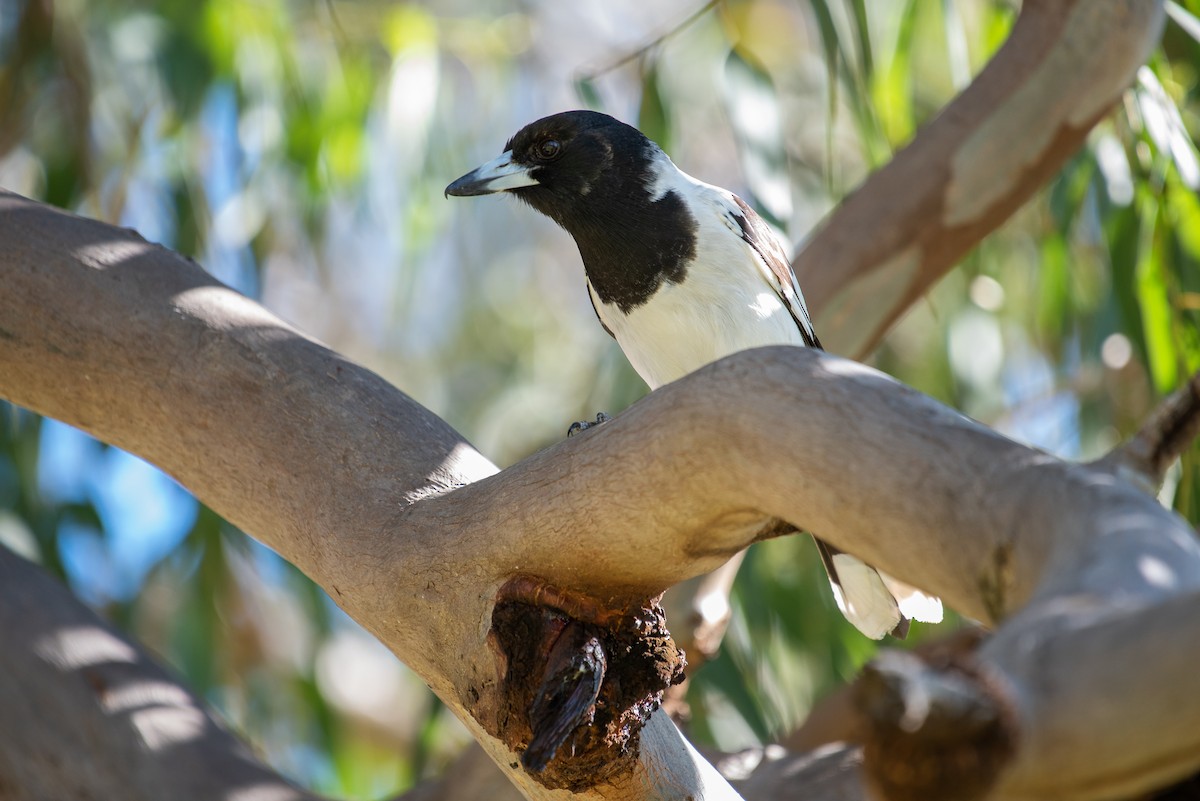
[1100,368,1200,491]
[3,190,1200,800]
[800,0,1166,357]
[0,547,325,801]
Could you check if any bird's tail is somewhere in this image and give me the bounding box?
[812,537,942,640]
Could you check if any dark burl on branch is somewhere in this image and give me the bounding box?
[486,578,686,792]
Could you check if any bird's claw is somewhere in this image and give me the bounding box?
[567,412,612,437]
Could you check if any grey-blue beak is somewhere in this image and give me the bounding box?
[445,151,540,198]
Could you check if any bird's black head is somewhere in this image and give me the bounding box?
[446,111,698,312]
[445,110,654,228]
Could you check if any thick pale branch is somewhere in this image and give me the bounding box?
[988,590,1200,801]
[727,745,865,801]
[800,0,1166,357]
[0,193,499,678]
[4,190,1200,800]
[0,192,744,799]
[0,547,324,801]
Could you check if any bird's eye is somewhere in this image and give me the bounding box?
[536,138,562,160]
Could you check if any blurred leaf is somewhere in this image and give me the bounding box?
[637,62,670,153]
[723,49,789,226]
[201,0,283,78]
[809,0,888,168]
[1178,446,1200,523]
[383,4,438,55]
[1048,152,1093,228]
[158,18,214,114]
[60,502,103,532]
[873,0,919,146]
[173,506,227,696]
[1093,131,1136,207]
[1037,235,1070,343]
[846,0,874,78]
[1135,66,1200,189]
[941,0,971,90]
[43,151,86,210]
[981,3,1017,67]
[413,694,446,781]
[573,74,603,109]
[693,634,773,744]
[1166,1,1200,43]
[808,0,841,89]
[1169,176,1200,261]
[324,124,363,183]
[1134,194,1179,393]
[809,0,842,187]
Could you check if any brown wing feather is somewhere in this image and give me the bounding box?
[729,195,822,350]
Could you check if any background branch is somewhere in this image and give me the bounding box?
[800,0,1166,357]
[0,546,325,801]
[1101,368,1200,489]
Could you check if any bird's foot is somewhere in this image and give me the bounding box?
[567,412,611,437]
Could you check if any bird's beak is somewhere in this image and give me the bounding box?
[445,151,539,198]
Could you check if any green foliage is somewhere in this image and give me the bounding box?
[0,0,1198,791]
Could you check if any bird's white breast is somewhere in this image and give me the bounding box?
[589,160,808,390]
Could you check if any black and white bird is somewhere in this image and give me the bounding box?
[446,110,940,639]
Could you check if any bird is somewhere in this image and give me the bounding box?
[446,110,941,639]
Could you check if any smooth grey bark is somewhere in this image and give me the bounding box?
[0,546,324,801]
[2,192,1199,801]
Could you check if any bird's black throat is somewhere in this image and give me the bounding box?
[514,148,699,314]
[569,187,697,314]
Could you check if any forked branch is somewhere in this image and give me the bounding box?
[1101,368,1200,490]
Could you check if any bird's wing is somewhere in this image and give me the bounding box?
[813,536,906,639]
[879,572,944,623]
[719,192,821,350]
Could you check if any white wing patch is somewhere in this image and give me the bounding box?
[880,573,944,623]
[685,174,819,349]
[830,553,904,640]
